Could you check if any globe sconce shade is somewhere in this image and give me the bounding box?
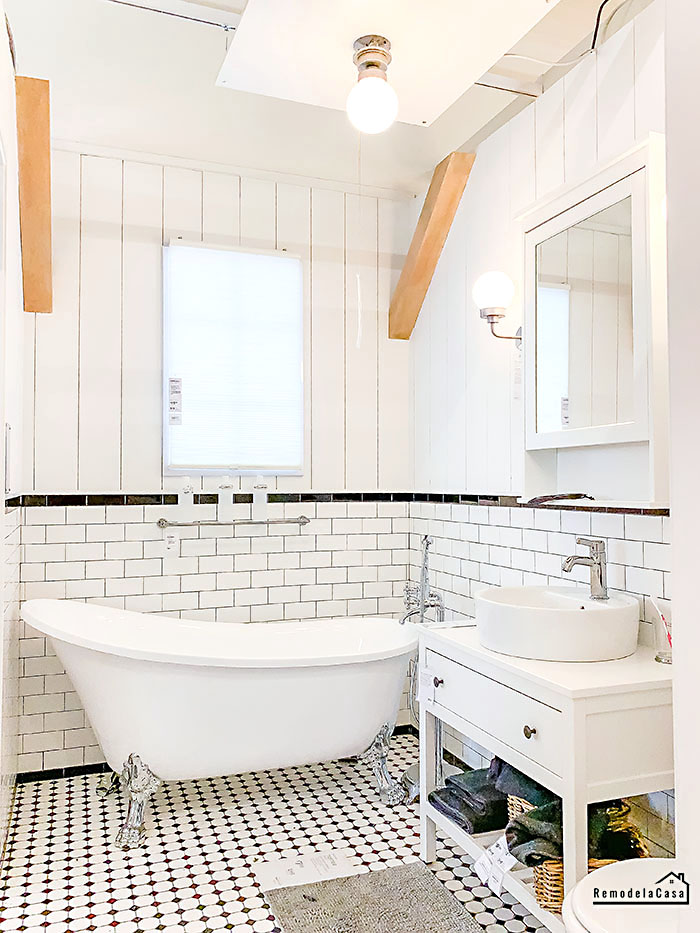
[472,271,516,318]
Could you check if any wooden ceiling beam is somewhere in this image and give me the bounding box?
[389,150,475,340]
[16,76,53,314]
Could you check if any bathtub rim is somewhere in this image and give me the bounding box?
[22,598,418,669]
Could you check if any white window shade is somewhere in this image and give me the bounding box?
[163,242,304,474]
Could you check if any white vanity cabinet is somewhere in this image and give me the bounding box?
[419,627,673,932]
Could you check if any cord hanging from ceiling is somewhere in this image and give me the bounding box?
[103,0,234,30]
[502,0,633,70]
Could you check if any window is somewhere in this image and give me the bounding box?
[163,242,303,475]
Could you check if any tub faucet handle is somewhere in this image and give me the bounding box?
[404,582,420,608]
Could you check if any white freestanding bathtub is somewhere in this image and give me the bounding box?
[22,598,417,848]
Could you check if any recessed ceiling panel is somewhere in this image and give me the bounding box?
[217,0,561,126]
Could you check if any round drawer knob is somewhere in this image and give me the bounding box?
[433,677,444,688]
[523,725,537,740]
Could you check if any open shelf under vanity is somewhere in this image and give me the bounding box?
[417,626,674,933]
[426,805,557,930]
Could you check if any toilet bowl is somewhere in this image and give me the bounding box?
[562,858,685,932]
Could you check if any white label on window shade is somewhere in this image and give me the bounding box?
[169,377,183,425]
[561,396,570,427]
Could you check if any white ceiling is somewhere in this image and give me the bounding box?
[107,0,245,27]
[216,0,561,127]
[5,0,634,192]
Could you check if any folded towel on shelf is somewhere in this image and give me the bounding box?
[505,800,564,866]
[487,757,557,808]
[445,769,509,817]
[505,798,650,867]
[428,786,507,836]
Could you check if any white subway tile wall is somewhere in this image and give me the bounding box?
[408,503,671,635]
[1,507,21,844]
[15,497,674,853]
[17,500,411,774]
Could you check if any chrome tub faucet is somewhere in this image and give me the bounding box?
[401,534,444,624]
[562,537,609,600]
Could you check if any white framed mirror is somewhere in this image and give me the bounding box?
[523,141,665,453]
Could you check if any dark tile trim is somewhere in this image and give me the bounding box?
[11,492,670,517]
[392,723,419,739]
[443,748,468,770]
[17,761,111,784]
[87,494,128,506]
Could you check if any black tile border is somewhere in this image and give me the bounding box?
[392,723,418,739]
[15,727,433,783]
[5,492,669,516]
[16,761,111,784]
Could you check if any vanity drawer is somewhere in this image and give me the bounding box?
[425,649,564,776]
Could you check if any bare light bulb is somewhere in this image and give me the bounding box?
[472,271,515,313]
[346,75,398,135]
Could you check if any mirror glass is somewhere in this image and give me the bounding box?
[535,196,633,434]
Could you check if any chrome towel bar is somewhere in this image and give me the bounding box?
[156,516,311,529]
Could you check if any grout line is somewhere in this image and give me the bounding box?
[119,160,125,491]
[76,155,84,493]
[343,193,347,491]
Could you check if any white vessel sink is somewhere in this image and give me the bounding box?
[475,585,640,662]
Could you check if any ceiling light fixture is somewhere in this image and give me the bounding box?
[346,35,398,135]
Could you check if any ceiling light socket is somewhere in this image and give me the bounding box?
[353,35,392,80]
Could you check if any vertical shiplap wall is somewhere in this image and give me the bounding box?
[23,155,413,493]
[411,0,666,494]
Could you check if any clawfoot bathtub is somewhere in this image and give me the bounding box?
[22,599,417,848]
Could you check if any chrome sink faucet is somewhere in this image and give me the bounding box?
[401,535,444,624]
[562,537,608,600]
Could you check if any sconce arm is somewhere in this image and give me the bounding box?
[489,322,522,347]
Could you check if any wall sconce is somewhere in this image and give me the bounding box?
[472,271,521,346]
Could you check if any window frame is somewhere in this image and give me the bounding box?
[162,238,305,477]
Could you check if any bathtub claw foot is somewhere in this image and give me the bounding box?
[359,723,407,807]
[115,754,161,850]
[96,770,121,798]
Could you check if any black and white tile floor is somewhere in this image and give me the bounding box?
[1,735,545,933]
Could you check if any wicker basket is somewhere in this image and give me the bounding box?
[507,795,617,914]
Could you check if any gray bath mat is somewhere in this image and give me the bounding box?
[265,860,483,933]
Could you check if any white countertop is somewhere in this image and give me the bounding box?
[421,625,672,699]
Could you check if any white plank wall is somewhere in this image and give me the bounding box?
[32,150,80,491]
[411,0,665,494]
[345,194,379,490]
[79,157,123,491]
[24,156,412,493]
[122,161,164,491]
[378,198,412,490]
[310,188,345,490]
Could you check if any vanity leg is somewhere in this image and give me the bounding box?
[420,706,438,863]
[562,795,588,894]
[115,754,162,850]
[359,723,407,806]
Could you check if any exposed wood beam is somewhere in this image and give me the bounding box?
[16,76,53,314]
[389,151,475,340]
